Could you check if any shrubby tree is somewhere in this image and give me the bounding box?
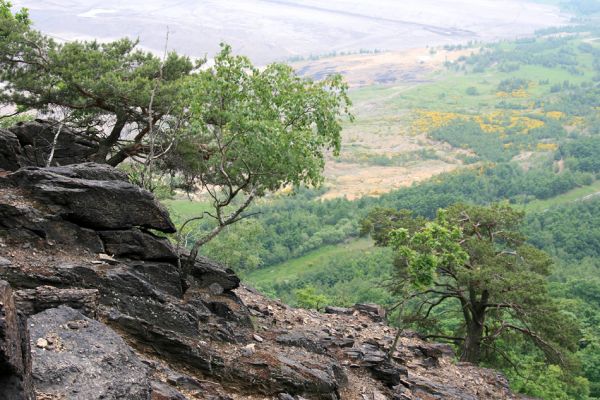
[368,203,579,365]
[360,207,425,246]
[163,44,351,264]
[295,286,331,311]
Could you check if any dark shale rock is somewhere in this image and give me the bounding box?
[343,341,409,389]
[359,343,387,364]
[0,260,204,335]
[276,330,327,354]
[0,280,35,400]
[99,228,178,261]
[204,291,253,327]
[189,256,240,291]
[0,200,105,251]
[0,129,27,171]
[5,164,176,233]
[127,261,185,298]
[166,372,205,390]
[416,342,455,359]
[353,303,387,322]
[41,219,105,253]
[320,336,355,348]
[370,360,408,388]
[29,306,151,400]
[0,256,253,375]
[324,306,353,315]
[43,162,128,181]
[14,285,99,317]
[234,353,347,399]
[402,376,479,400]
[9,119,99,167]
[0,202,49,242]
[111,308,226,373]
[0,162,258,394]
[151,381,187,400]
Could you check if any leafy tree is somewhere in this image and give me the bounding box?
[360,207,425,246]
[166,44,352,265]
[0,1,194,165]
[294,286,330,311]
[507,360,589,400]
[378,203,579,365]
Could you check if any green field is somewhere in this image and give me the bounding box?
[522,180,600,213]
[163,199,212,221]
[244,237,373,286]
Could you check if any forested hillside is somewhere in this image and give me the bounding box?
[166,17,600,399]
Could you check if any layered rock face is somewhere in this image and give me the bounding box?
[0,162,526,399]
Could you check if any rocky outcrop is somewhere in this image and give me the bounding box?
[5,164,176,232]
[240,287,521,400]
[0,279,35,400]
[0,163,527,399]
[6,119,99,169]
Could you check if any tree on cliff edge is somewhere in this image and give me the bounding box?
[1,2,352,255]
[168,44,351,267]
[365,203,579,366]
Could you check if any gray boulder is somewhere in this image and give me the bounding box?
[276,330,327,354]
[151,381,187,400]
[353,303,387,322]
[14,285,99,317]
[324,306,353,315]
[232,352,347,399]
[43,162,129,181]
[99,228,178,261]
[29,306,151,399]
[189,256,240,291]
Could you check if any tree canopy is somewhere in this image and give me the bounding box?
[370,203,579,366]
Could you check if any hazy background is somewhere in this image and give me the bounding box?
[13,0,567,63]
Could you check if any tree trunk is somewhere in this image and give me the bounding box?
[93,114,127,163]
[461,311,485,364]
